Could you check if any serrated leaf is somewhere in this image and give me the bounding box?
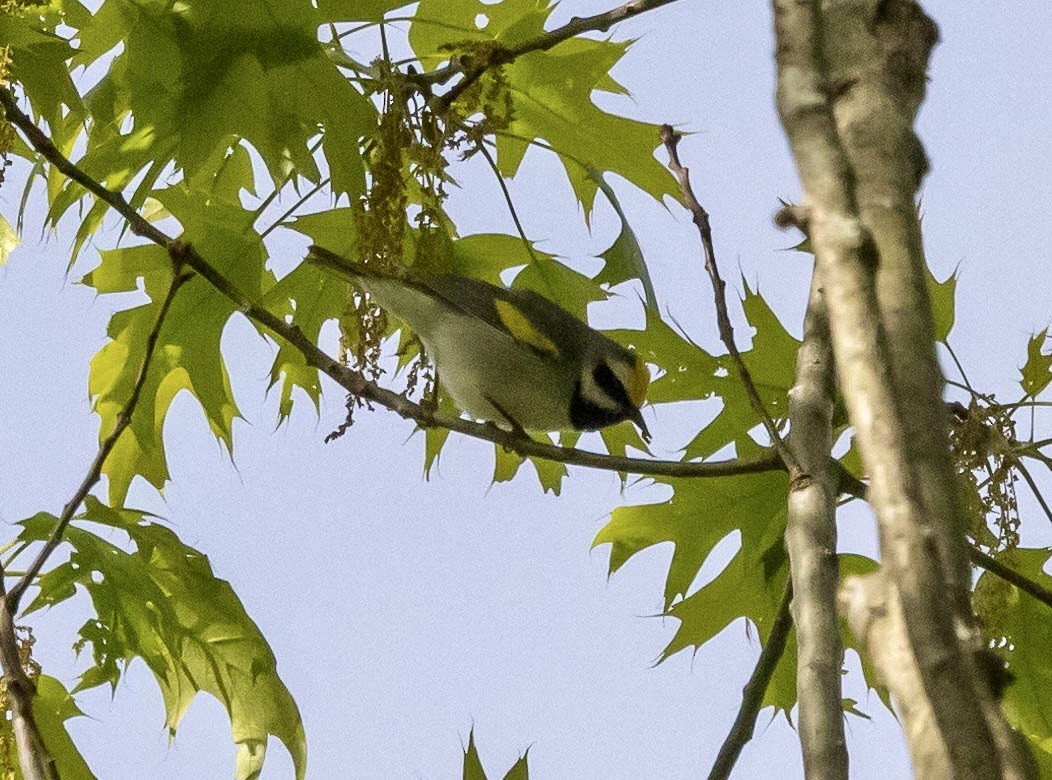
[1020,328,1052,398]
[460,727,530,780]
[593,172,658,310]
[976,548,1052,771]
[608,284,798,459]
[66,0,374,205]
[511,258,606,321]
[410,0,551,69]
[83,188,270,503]
[842,698,871,720]
[450,233,552,285]
[263,260,351,421]
[408,2,675,214]
[32,675,95,780]
[837,553,890,712]
[0,12,82,121]
[493,444,527,485]
[594,472,788,609]
[926,264,957,343]
[492,442,566,495]
[317,0,415,22]
[502,752,530,780]
[19,498,307,780]
[493,39,676,215]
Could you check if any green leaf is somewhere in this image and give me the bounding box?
[494,39,676,215]
[594,472,788,609]
[32,675,95,780]
[493,440,566,495]
[608,283,798,459]
[836,553,890,712]
[0,212,19,264]
[926,264,957,343]
[593,172,658,311]
[511,258,606,322]
[82,187,270,503]
[410,0,551,69]
[450,233,552,285]
[502,753,530,780]
[409,1,675,214]
[263,260,351,421]
[460,727,530,780]
[70,0,374,197]
[463,728,488,780]
[423,395,459,479]
[0,11,82,121]
[1020,328,1052,398]
[977,548,1052,771]
[317,0,415,22]
[20,498,308,780]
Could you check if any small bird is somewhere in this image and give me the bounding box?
[308,246,651,442]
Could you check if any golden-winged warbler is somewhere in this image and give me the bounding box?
[308,246,651,442]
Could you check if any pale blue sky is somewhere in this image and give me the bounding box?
[0,3,1049,778]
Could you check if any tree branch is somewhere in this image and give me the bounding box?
[708,577,794,780]
[659,124,804,483]
[0,86,780,483]
[783,273,847,778]
[772,2,1029,775]
[0,570,57,780]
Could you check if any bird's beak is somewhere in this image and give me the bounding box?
[630,406,652,444]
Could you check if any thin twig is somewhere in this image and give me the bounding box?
[6,268,190,612]
[475,142,543,268]
[708,576,795,780]
[259,177,330,239]
[1011,458,1052,527]
[0,86,783,482]
[659,124,804,483]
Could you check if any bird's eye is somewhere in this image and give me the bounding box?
[593,362,630,406]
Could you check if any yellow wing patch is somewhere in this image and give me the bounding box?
[494,299,560,357]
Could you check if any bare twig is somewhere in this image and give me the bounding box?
[708,577,794,780]
[660,124,804,483]
[0,86,783,484]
